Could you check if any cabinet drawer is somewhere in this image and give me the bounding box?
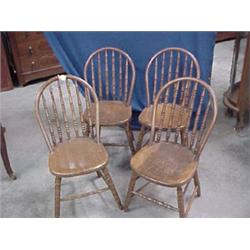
[39,54,59,68]
[14,32,44,43]
[19,57,39,72]
[17,39,52,57]
[19,54,60,73]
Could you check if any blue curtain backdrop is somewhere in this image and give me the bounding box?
[45,32,216,128]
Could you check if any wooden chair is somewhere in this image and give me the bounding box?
[124,77,217,217]
[84,47,136,154]
[136,48,201,151]
[35,74,123,217]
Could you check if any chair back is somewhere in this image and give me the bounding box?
[149,77,217,159]
[145,47,200,106]
[35,74,100,152]
[84,47,136,104]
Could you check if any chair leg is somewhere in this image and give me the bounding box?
[180,129,188,146]
[90,124,95,138]
[96,170,102,178]
[85,123,90,137]
[0,125,16,180]
[177,186,185,218]
[193,171,201,197]
[92,124,101,140]
[124,122,135,155]
[124,171,138,212]
[101,167,123,210]
[99,125,102,139]
[55,176,62,218]
[131,128,135,142]
[136,125,146,151]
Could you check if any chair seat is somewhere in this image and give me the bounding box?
[131,142,198,187]
[139,103,190,129]
[49,137,108,177]
[83,100,132,126]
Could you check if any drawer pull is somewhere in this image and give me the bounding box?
[31,61,35,70]
[28,46,33,55]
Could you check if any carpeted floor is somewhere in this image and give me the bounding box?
[0,40,250,217]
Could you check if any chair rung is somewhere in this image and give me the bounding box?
[60,187,109,202]
[103,142,128,147]
[135,181,151,193]
[132,191,178,212]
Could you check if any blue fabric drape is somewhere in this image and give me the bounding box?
[45,32,216,128]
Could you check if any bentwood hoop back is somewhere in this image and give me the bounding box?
[35,74,123,217]
[149,77,217,157]
[35,74,100,151]
[84,47,136,104]
[145,47,201,106]
[125,77,217,217]
[137,47,201,150]
[83,47,136,154]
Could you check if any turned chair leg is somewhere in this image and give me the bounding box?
[124,122,135,155]
[85,123,90,137]
[0,125,16,180]
[180,129,188,146]
[55,176,62,218]
[99,125,102,139]
[136,125,146,152]
[124,171,138,212]
[96,170,102,178]
[177,186,185,218]
[193,171,201,197]
[100,167,123,210]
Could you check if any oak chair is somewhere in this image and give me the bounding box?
[136,47,201,151]
[35,74,123,217]
[84,47,136,154]
[124,77,217,217]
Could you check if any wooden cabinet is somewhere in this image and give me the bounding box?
[1,34,13,92]
[216,32,238,43]
[8,32,64,86]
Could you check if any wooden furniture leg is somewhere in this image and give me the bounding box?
[96,127,102,178]
[100,167,123,210]
[223,32,250,129]
[96,170,102,178]
[124,122,135,155]
[193,171,201,197]
[136,125,146,151]
[55,176,62,218]
[237,33,250,129]
[0,124,16,180]
[124,171,138,211]
[177,186,185,218]
[180,129,188,146]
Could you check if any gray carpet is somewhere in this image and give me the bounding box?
[0,40,250,217]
